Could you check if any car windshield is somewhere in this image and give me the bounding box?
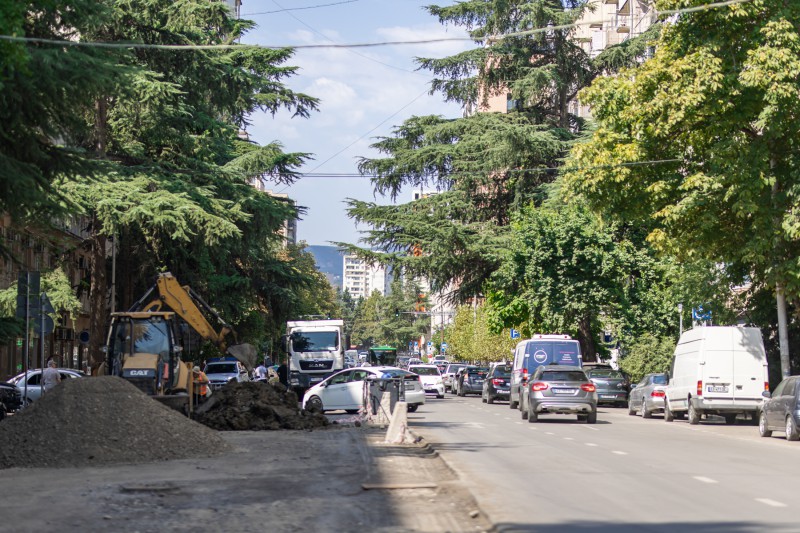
[411,367,439,376]
[652,375,668,385]
[588,370,624,379]
[291,331,339,352]
[206,363,237,374]
[541,371,588,382]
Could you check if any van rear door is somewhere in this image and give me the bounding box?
[732,328,768,401]
[700,327,735,400]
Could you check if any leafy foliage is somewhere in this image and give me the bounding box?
[617,333,674,384]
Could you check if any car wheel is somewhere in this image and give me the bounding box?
[437,394,444,399]
[664,399,674,422]
[628,400,636,416]
[509,395,518,410]
[724,414,737,425]
[527,403,538,422]
[521,399,529,420]
[758,412,772,438]
[786,416,799,441]
[688,402,701,425]
[306,395,324,413]
[586,410,597,424]
[407,404,418,413]
[345,409,359,414]
[642,401,652,419]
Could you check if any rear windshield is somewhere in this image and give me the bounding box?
[468,370,488,378]
[446,365,466,373]
[588,370,624,379]
[540,371,588,382]
[206,364,237,374]
[492,365,512,376]
[651,375,668,385]
[411,367,440,376]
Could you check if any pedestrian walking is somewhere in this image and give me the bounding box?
[42,360,61,393]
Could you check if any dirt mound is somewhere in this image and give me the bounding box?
[0,376,229,469]
[194,381,330,430]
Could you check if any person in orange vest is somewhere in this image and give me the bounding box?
[192,366,210,403]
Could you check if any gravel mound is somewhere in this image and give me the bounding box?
[194,381,330,431]
[0,376,230,469]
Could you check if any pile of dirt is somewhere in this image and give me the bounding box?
[0,376,230,469]
[194,381,330,431]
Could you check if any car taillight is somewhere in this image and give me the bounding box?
[697,380,703,396]
[764,382,770,392]
[522,368,529,383]
[651,390,665,398]
[581,383,596,392]
[531,382,548,391]
[492,378,504,386]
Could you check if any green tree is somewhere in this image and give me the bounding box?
[446,303,516,363]
[563,0,800,376]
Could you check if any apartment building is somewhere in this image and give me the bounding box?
[342,255,391,300]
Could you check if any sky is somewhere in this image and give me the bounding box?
[240,1,472,247]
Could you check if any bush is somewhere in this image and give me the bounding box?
[618,333,675,383]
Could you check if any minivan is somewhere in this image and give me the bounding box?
[664,326,769,425]
[509,334,582,409]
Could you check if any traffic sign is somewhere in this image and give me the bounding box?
[510,328,520,339]
[441,342,448,354]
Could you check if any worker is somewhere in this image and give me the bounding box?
[192,366,210,403]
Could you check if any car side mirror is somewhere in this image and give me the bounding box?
[630,384,637,390]
[762,390,771,399]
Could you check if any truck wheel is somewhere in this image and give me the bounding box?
[664,399,674,422]
[758,413,772,438]
[688,402,701,425]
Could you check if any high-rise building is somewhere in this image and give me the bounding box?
[342,255,391,299]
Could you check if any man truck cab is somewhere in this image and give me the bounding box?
[510,334,583,410]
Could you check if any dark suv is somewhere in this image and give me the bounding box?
[521,365,598,423]
[482,364,512,404]
[0,381,22,418]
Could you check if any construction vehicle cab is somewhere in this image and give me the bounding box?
[105,311,192,395]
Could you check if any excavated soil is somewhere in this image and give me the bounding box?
[0,376,229,469]
[193,381,330,431]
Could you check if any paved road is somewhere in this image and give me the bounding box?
[410,394,799,532]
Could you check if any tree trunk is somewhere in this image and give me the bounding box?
[578,314,597,363]
[776,283,791,379]
[87,219,108,368]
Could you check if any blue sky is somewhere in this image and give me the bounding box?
[241,1,471,246]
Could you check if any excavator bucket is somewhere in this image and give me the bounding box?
[226,343,257,372]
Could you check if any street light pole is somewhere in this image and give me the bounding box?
[678,303,683,336]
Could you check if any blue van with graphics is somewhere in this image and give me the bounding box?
[509,334,582,409]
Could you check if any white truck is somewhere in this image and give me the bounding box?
[283,320,345,394]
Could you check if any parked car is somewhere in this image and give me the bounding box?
[759,375,800,441]
[8,368,86,404]
[664,326,769,425]
[442,363,468,393]
[586,368,630,407]
[204,358,250,391]
[482,363,512,404]
[0,381,22,416]
[408,364,445,398]
[457,367,488,396]
[521,365,598,423]
[302,366,425,414]
[628,372,669,418]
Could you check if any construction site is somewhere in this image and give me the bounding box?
[0,376,490,533]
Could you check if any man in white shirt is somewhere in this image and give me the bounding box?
[42,360,61,392]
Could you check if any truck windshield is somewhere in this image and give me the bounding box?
[113,318,171,356]
[291,331,339,352]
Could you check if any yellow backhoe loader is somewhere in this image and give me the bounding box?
[103,272,256,412]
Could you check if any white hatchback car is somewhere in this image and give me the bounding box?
[302,366,425,413]
[408,364,445,398]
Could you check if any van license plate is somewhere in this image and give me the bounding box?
[707,385,728,393]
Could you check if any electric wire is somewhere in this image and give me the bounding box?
[241,0,360,16]
[0,0,755,51]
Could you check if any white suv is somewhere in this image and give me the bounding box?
[409,364,445,398]
[204,360,250,390]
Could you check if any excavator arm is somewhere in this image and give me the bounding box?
[130,272,255,370]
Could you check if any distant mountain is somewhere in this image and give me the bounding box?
[306,245,345,288]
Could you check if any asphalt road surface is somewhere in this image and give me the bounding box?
[409,394,799,532]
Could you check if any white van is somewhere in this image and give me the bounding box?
[664,326,769,425]
[509,334,582,409]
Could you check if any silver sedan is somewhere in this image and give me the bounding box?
[8,368,86,405]
[628,372,669,418]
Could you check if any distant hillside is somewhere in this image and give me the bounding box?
[306,245,345,288]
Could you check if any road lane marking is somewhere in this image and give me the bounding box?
[563,437,574,441]
[585,443,598,447]
[516,422,523,425]
[581,426,599,431]
[545,432,555,435]
[504,417,511,420]
[756,498,787,508]
[612,451,628,455]
[693,476,718,484]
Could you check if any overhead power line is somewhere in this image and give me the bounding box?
[242,0,360,16]
[0,0,755,51]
